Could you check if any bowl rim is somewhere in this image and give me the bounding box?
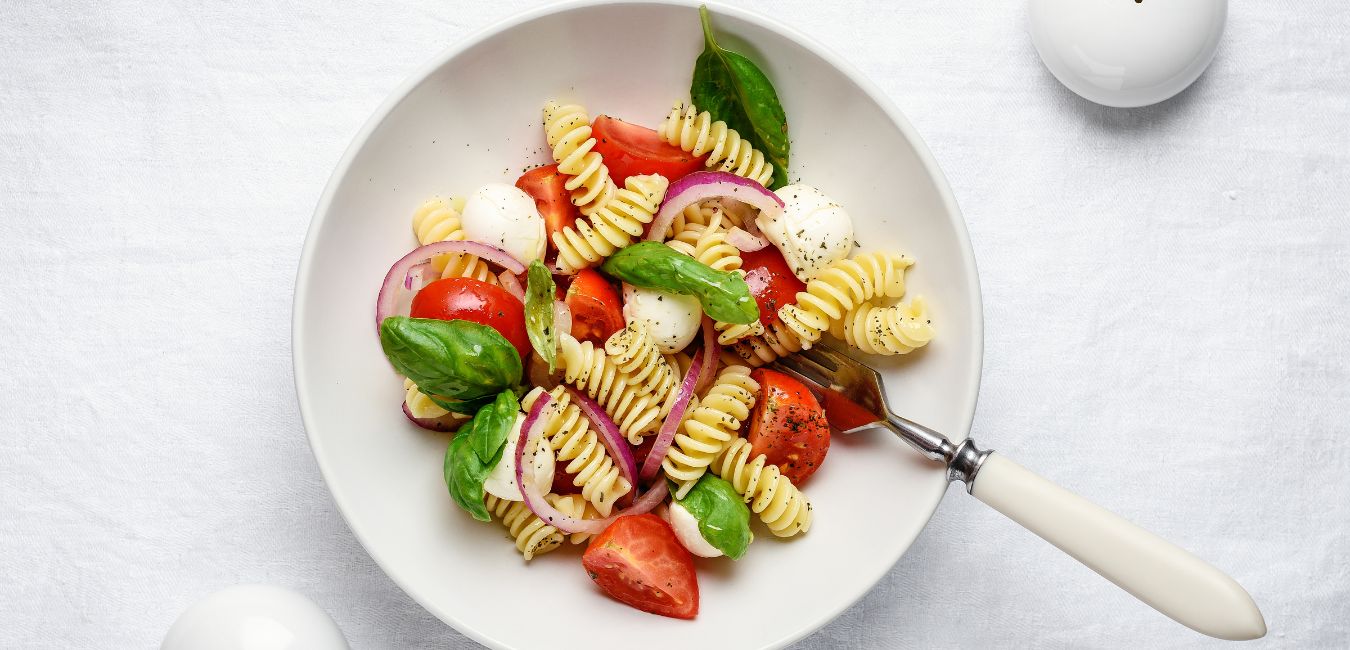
[292,1,984,647]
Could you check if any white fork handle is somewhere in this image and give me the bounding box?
[970,453,1266,640]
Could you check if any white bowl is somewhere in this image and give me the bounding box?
[293,1,982,648]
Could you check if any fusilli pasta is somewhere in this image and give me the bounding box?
[557,333,663,441]
[485,494,564,560]
[728,318,806,368]
[553,174,668,273]
[831,297,934,356]
[776,252,913,350]
[543,101,616,215]
[659,103,775,186]
[403,378,469,430]
[411,197,499,284]
[521,386,633,516]
[604,321,680,419]
[666,210,766,344]
[551,493,600,545]
[663,365,759,498]
[711,437,813,537]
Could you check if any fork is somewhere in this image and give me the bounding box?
[771,346,1266,641]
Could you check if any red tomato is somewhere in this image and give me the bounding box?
[740,247,807,327]
[410,277,532,362]
[591,115,706,185]
[747,369,830,484]
[582,514,698,619]
[565,269,624,345]
[516,164,579,242]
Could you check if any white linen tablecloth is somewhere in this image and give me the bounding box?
[2,1,1347,647]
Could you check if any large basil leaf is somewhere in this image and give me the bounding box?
[443,391,520,522]
[600,242,758,324]
[690,5,789,189]
[379,316,522,400]
[427,393,496,416]
[674,474,752,559]
[523,260,558,373]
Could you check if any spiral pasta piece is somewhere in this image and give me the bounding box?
[410,197,499,284]
[660,103,774,186]
[551,494,600,545]
[728,318,806,368]
[485,494,564,560]
[711,437,812,537]
[776,252,914,350]
[521,386,633,516]
[543,101,617,215]
[402,379,470,430]
[831,297,934,356]
[557,333,663,442]
[664,365,760,498]
[553,174,669,273]
[604,321,679,416]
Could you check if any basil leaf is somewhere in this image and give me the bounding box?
[524,260,558,373]
[600,242,758,324]
[427,393,495,416]
[674,474,752,560]
[443,390,520,522]
[379,316,522,400]
[691,5,789,189]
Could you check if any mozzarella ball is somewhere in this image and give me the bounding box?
[662,502,724,558]
[622,284,701,353]
[758,184,854,281]
[483,413,555,501]
[459,183,546,264]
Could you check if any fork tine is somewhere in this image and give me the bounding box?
[798,346,840,371]
[784,351,837,384]
[773,355,833,389]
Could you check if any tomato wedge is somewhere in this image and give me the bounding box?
[410,277,532,362]
[582,514,699,619]
[565,269,625,345]
[516,163,579,242]
[592,115,706,185]
[747,368,830,484]
[740,247,807,327]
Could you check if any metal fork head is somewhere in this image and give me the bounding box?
[770,344,894,433]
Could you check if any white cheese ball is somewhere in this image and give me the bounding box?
[621,284,701,354]
[459,183,546,264]
[482,413,555,502]
[758,184,854,282]
[662,502,723,558]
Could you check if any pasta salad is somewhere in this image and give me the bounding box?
[373,6,933,620]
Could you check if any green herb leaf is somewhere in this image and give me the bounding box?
[600,242,758,324]
[427,393,495,416]
[673,474,753,559]
[691,5,789,189]
[443,391,520,522]
[524,260,558,373]
[379,316,522,400]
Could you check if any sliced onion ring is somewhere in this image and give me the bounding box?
[517,392,668,534]
[726,226,769,252]
[639,343,704,481]
[564,387,637,492]
[552,300,572,338]
[646,171,785,242]
[499,271,525,302]
[375,240,526,328]
[402,401,457,432]
[694,317,719,394]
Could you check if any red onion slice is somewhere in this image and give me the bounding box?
[725,226,769,252]
[499,271,525,302]
[639,344,704,481]
[552,300,572,338]
[375,240,526,329]
[517,392,668,534]
[646,171,785,243]
[694,317,719,394]
[565,387,637,491]
[402,401,457,432]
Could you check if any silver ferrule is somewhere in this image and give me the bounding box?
[883,414,991,492]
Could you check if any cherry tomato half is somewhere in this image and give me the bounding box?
[591,115,706,186]
[516,163,579,243]
[747,368,830,485]
[740,246,807,327]
[410,277,531,362]
[582,514,699,619]
[565,269,625,345]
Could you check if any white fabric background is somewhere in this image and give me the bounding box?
[2,1,1347,647]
